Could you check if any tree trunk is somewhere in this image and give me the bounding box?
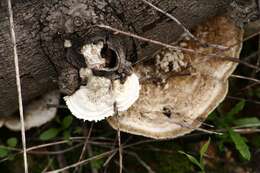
[0,0,257,117]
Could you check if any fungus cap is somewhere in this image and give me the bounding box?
[64,69,140,121]
[3,90,60,131]
[107,16,243,139]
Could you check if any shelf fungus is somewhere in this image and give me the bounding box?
[64,40,140,121]
[0,91,60,131]
[107,16,244,139]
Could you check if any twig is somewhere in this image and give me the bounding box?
[41,158,54,173]
[97,24,260,71]
[114,160,129,173]
[87,145,99,173]
[227,96,260,105]
[0,139,112,164]
[27,141,74,152]
[126,151,156,173]
[227,29,260,53]
[6,0,28,172]
[28,144,83,155]
[74,123,94,173]
[45,150,115,173]
[103,151,117,167]
[231,74,260,84]
[141,0,227,50]
[114,102,123,173]
[55,145,69,173]
[33,128,260,173]
[243,49,260,61]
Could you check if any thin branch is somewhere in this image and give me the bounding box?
[27,141,74,152]
[231,74,260,84]
[87,145,99,173]
[97,24,260,71]
[227,96,260,105]
[114,160,129,173]
[79,123,94,162]
[44,150,115,173]
[55,145,69,173]
[114,102,123,173]
[141,0,227,50]
[103,151,117,167]
[6,0,28,172]
[126,151,156,173]
[74,122,94,173]
[28,143,83,155]
[227,29,260,53]
[41,158,54,173]
[243,49,260,61]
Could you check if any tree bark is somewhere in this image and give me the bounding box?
[0,0,257,117]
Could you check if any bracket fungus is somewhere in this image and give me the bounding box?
[107,16,244,139]
[0,91,60,131]
[64,40,140,121]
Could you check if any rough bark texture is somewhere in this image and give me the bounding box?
[0,0,258,117]
[0,1,57,117]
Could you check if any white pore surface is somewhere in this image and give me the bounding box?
[80,42,105,68]
[114,74,140,111]
[64,71,140,122]
[5,90,60,131]
[64,71,115,121]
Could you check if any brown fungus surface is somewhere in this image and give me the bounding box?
[107,16,243,139]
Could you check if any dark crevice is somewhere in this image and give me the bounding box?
[101,45,118,69]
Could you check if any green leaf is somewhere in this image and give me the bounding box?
[227,100,245,117]
[178,151,203,171]
[220,100,246,127]
[200,138,211,163]
[207,111,218,122]
[228,129,251,160]
[234,117,260,128]
[73,127,83,135]
[7,138,18,148]
[63,130,71,141]
[0,148,9,158]
[91,159,105,170]
[39,128,60,141]
[62,116,73,129]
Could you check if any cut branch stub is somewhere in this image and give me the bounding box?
[64,39,140,121]
[107,16,244,139]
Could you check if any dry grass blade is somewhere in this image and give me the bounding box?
[6,0,28,172]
